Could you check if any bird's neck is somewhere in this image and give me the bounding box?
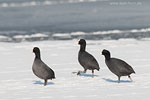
[105,55,111,60]
[35,53,41,59]
[80,44,86,52]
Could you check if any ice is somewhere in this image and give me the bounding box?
[0,39,150,100]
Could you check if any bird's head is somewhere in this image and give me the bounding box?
[78,39,86,45]
[102,49,111,60]
[33,47,40,54]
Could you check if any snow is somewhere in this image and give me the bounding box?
[0,35,12,42]
[30,33,48,38]
[52,34,72,40]
[13,34,48,39]
[93,30,122,35]
[0,39,150,100]
[71,32,86,36]
[0,35,9,39]
[52,33,71,38]
[130,28,150,33]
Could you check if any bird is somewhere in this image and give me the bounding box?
[102,49,135,83]
[32,47,55,86]
[78,39,100,77]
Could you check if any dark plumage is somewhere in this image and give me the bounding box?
[32,47,55,86]
[102,49,135,83]
[78,39,100,77]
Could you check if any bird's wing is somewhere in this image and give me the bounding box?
[84,51,99,69]
[33,59,55,79]
[111,58,135,74]
[40,60,55,78]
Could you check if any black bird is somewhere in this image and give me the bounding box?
[102,49,135,83]
[78,39,100,77]
[32,47,55,86]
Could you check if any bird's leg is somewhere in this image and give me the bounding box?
[92,70,94,78]
[128,75,133,82]
[118,76,120,83]
[44,79,47,86]
[84,69,87,73]
[77,71,83,75]
[77,69,87,75]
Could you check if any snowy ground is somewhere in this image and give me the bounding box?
[0,39,150,100]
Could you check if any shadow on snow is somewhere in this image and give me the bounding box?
[79,73,99,77]
[33,80,54,85]
[102,78,131,83]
